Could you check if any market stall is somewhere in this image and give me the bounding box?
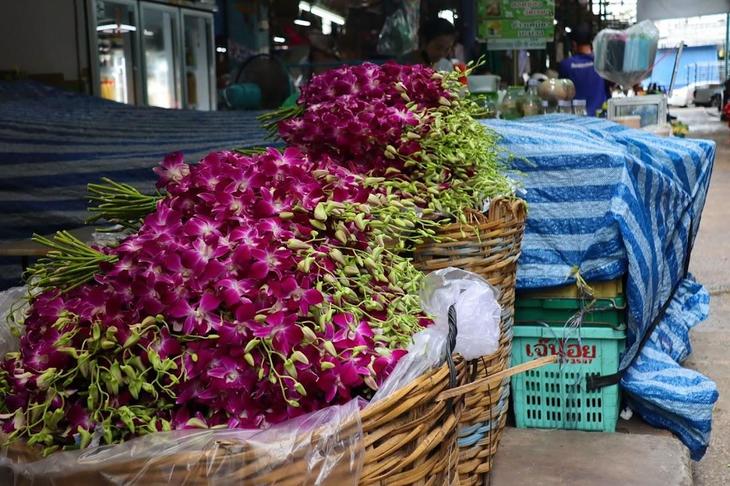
[0,61,718,482]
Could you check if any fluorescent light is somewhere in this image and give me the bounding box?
[438,10,455,24]
[565,27,572,33]
[311,5,344,25]
[294,19,311,26]
[273,36,286,43]
[216,47,227,53]
[299,2,344,26]
[553,19,558,25]
[96,23,136,32]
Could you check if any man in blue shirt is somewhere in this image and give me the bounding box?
[558,23,609,116]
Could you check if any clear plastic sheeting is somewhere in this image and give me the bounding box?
[0,289,364,485]
[0,287,26,356]
[376,0,420,56]
[0,400,363,486]
[370,327,447,403]
[420,267,501,360]
[594,20,659,88]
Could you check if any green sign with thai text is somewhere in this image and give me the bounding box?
[478,0,555,50]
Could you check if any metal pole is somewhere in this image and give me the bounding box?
[725,13,729,81]
[460,0,476,62]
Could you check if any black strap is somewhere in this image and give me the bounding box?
[446,305,458,388]
[587,207,697,391]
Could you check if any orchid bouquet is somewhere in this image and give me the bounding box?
[0,148,429,453]
[263,61,515,225]
[0,61,514,454]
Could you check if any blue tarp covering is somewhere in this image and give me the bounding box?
[489,115,717,458]
[0,83,718,458]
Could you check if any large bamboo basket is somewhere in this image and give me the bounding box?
[1,357,468,486]
[413,197,527,485]
[0,350,555,486]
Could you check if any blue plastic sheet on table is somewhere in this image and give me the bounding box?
[485,115,717,458]
[0,81,278,288]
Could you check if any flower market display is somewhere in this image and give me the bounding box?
[0,62,514,455]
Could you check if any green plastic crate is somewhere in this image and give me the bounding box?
[515,296,626,330]
[517,278,624,299]
[511,326,625,432]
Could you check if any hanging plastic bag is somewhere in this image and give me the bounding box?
[371,267,501,402]
[420,267,501,360]
[594,20,659,88]
[376,0,420,56]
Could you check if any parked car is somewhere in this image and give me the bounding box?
[693,84,723,110]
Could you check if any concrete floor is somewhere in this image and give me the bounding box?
[674,107,730,485]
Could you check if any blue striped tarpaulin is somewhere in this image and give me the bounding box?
[489,115,717,459]
[0,83,718,457]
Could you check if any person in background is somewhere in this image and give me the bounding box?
[558,23,609,116]
[400,18,456,68]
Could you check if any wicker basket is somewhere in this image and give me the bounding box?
[1,357,469,486]
[413,197,527,484]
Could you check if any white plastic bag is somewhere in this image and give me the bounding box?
[420,267,501,360]
[371,267,501,403]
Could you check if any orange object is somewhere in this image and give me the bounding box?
[455,63,468,85]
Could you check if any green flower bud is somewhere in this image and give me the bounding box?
[123,333,141,349]
[310,219,327,231]
[314,202,328,222]
[287,239,311,250]
[244,339,260,353]
[186,418,208,429]
[323,340,337,356]
[301,326,318,343]
[335,229,348,244]
[329,248,346,266]
[284,359,297,377]
[291,351,309,365]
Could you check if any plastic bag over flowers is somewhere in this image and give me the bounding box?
[0,286,363,485]
[0,401,363,486]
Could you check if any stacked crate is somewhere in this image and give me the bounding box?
[510,279,627,432]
